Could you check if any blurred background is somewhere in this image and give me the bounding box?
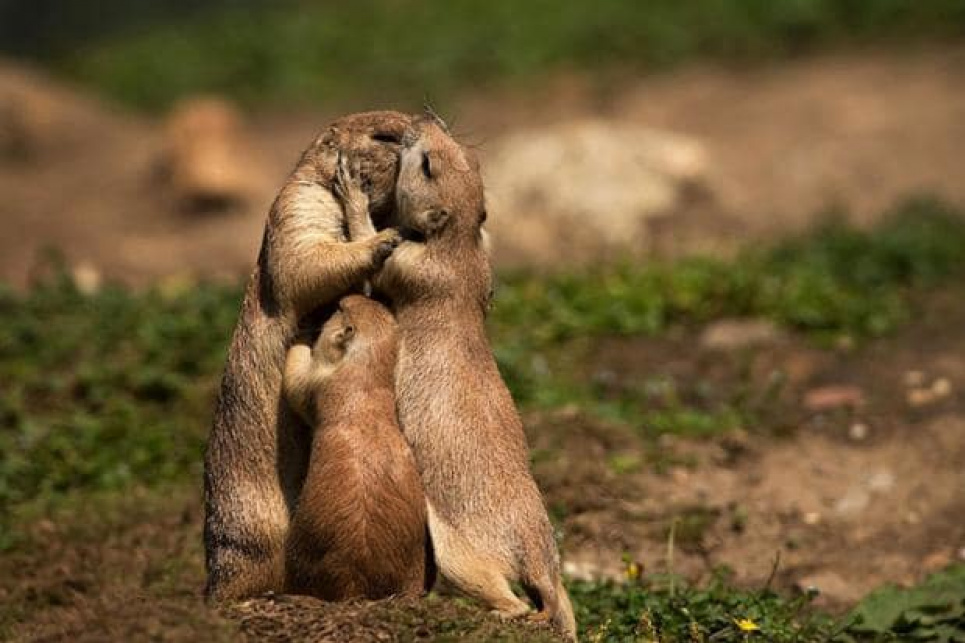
[2,2,964,641]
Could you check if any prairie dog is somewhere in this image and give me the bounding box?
[372,116,577,639]
[203,111,413,602]
[282,294,429,600]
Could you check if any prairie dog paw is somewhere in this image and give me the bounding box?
[333,151,369,210]
[372,228,402,264]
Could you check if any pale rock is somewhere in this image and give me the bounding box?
[160,96,263,210]
[699,318,783,351]
[803,385,865,412]
[483,119,710,266]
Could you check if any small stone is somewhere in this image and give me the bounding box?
[699,319,783,351]
[903,370,926,387]
[931,377,952,399]
[804,385,865,412]
[554,404,580,421]
[670,467,691,484]
[71,261,101,295]
[907,387,936,407]
[563,560,603,582]
[957,547,965,561]
[922,550,952,573]
[802,511,822,525]
[866,470,895,493]
[848,422,869,441]
[834,487,870,516]
[905,511,921,525]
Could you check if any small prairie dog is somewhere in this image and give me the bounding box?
[203,111,412,602]
[282,294,429,600]
[369,115,577,639]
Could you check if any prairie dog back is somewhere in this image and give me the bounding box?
[282,294,429,600]
[375,117,577,639]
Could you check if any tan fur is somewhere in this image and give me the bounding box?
[281,295,429,600]
[203,111,413,602]
[375,117,577,639]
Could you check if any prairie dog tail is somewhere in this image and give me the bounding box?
[526,574,577,640]
[550,577,577,640]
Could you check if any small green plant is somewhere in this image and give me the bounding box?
[571,571,840,642]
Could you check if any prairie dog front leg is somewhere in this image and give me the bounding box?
[334,152,377,241]
[283,343,321,424]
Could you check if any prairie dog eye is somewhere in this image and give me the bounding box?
[421,151,432,178]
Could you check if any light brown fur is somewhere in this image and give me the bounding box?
[373,116,577,639]
[203,111,413,602]
[281,295,429,600]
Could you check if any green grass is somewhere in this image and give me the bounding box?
[1,199,964,530]
[57,0,965,110]
[493,198,965,428]
[573,571,839,642]
[571,563,965,642]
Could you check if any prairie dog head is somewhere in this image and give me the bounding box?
[313,294,398,369]
[395,116,487,245]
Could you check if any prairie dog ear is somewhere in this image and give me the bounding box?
[334,324,355,347]
[426,208,450,234]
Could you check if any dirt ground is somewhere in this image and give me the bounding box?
[3,292,962,640]
[531,290,965,608]
[2,46,965,286]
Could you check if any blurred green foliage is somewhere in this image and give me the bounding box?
[843,564,965,642]
[1,199,964,534]
[50,0,965,109]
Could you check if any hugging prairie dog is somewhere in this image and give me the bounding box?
[282,294,429,600]
[203,111,413,602]
[369,116,576,639]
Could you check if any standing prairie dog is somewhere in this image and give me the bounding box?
[282,294,429,600]
[203,111,413,602]
[362,116,577,639]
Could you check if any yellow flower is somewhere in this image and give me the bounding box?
[734,618,760,632]
[625,561,641,580]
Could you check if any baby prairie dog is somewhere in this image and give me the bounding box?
[368,116,577,639]
[203,111,412,602]
[282,294,429,600]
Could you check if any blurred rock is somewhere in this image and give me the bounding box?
[483,119,710,266]
[903,370,926,388]
[0,60,105,161]
[834,487,870,516]
[922,550,952,573]
[803,385,865,412]
[848,422,869,441]
[699,318,783,351]
[906,376,953,407]
[160,96,263,211]
[71,261,101,295]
